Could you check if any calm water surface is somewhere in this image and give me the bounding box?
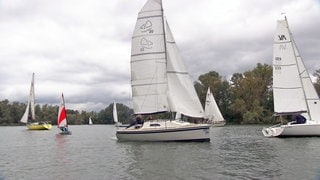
[1,125,320,180]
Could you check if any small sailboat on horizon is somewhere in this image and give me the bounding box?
[262,16,320,137]
[88,116,93,125]
[57,93,71,135]
[20,73,52,130]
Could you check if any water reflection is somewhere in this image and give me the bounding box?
[211,126,282,179]
[54,134,70,180]
[122,140,213,180]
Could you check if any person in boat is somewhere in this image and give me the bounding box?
[136,115,143,124]
[291,114,306,124]
[28,114,32,122]
[60,126,68,132]
[126,115,143,128]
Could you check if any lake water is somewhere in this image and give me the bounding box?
[1,125,320,180]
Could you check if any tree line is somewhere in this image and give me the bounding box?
[0,100,133,126]
[1,63,320,126]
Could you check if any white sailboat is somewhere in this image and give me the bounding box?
[262,16,320,137]
[88,116,93,125]
[57,93,71,135]
[205,88,225,127]
[113,102,129,127]
[113,102,118,124]
[20,73,52,130]
[116,0,210,142]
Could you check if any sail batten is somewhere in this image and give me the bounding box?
[131,51,166,57]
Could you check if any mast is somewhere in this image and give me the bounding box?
[30,73,35,120]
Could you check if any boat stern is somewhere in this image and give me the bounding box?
[262,125,284,137]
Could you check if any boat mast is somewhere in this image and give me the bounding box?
[160,0,168,115]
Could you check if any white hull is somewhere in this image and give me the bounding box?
[262,123,320,137]
[116,120,210,142]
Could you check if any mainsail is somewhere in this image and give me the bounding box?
[113,102,118,123]
[131,0,167,114]
[57,93,67,127]
[89,117,93,125]
[273,18,307,114]
[20,73,36,123]
[130,0,203,117]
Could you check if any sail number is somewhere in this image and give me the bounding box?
[278,35,287,41]
[274,56,282,71]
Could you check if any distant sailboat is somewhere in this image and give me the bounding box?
[204,88,225,127]
[57,93,71,135]
[113,102,128,127]
[262,16,320,137]
[89,117,93,125]
[20,73,52,130]
[113,102,118,124]
[116,0,210,142]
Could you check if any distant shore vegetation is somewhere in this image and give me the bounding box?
[1,63,320,126]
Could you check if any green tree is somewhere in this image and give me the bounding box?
[313,69,320,96]
[229,63,273,124]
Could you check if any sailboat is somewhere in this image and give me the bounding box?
[262,16,320,137]
[57,93,71,135]
[204,88,225,127]
[113,102,119,125]
[20,73,52,130]
[116,0,210,142]
[88,116,93,125]
[113,102,129,127]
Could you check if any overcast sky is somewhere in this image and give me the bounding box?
[0,0,319,111]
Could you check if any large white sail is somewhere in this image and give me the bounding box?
[165,20,204,117]
[89,117,93,125]
[131,0,169,114]
[20,100,30,123]
[272,18,308,114]
[20,73,35,123]
[204,88,224,122]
